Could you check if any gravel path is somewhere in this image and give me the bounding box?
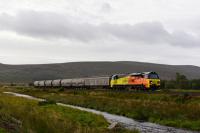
[3,92,199,133]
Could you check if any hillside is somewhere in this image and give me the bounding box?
[0,61,200,83]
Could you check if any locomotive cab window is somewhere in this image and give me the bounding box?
[148,73,159,79]
[111,75,118,80]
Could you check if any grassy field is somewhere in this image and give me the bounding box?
[0,89,137,133]
[169,89,200,93]
[2,86,200,131]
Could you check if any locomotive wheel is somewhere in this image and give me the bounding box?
[141,85,146,91]
[151,87,156,91]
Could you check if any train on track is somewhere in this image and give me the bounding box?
[34,71,160,90]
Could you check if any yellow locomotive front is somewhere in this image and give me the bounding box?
[110,71,160,90]
[142,72,160,90]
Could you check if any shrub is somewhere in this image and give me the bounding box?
[38,100,56,106]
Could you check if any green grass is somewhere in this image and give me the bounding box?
[0,91,137,133]
[169,89,200,93]
[3,86,200,131]
[0,94,107,133]
[0,128,7,133]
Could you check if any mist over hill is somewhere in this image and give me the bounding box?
[0,61,200,83]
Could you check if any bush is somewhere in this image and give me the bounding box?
[175,93,191,104]
[58,87,64,92]
[38,100,56,106]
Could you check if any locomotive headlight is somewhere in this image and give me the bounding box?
[150,80,152,84]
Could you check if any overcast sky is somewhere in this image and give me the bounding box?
[0,0,200,66]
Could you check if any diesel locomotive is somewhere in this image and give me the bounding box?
[34,71,160,90]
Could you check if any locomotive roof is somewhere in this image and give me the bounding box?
[129,71,157,76]
[142,71,158,75]
[129,72,143,76]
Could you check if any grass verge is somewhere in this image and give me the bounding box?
[4,86,200,131]
[0,91,137,133]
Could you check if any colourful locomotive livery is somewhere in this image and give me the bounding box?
[110,72,160,90]
[34,71,160,90]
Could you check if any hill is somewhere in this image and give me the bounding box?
[0,61,200,83]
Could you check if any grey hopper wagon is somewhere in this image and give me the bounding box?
[33,81,39,87]
[52,79,61,87]
[45,80,53,87]
[61,79,72,87]
[38,81,45,87]
[84,76,110,87]
[71,78,85,87]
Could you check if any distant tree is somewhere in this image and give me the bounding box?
[28,82,33,86]
[176,72,181,85]
[190,79,200,89]
[163,80,176,89]
[10,82,16,86]
[160,73,200,90]
[175,73,189,89]
[160,80,166,89]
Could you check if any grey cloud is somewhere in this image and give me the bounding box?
[0,10,199,47]
[169,31,200,47]
[0,11,100,41]
[101,3,112,13]
[101,22,170,43]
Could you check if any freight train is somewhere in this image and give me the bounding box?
[34,71,160,90]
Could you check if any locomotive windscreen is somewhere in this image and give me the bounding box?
[148,73,159,79]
